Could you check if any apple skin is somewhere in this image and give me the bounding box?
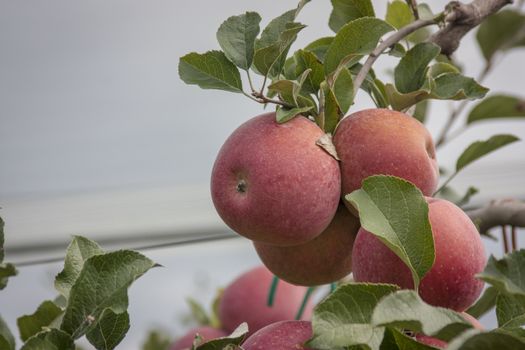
[352,197,486,311]
[333,109,438,209]
[211,112,341,246]
[170,326,227,350]
[416,312,484,348]
[242,320,314,350]
[218,266,314,336]
[254,204,360,286]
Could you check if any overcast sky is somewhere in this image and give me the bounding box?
[0,0,524,199]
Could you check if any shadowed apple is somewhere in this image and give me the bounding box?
[242,320,314,350]
[218,266,314,336]
[352,197,486,311]
[254,204,360,286]
[211,112,341,246]
[334,109,439,212]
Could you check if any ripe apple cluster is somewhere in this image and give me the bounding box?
[211,108,486,313]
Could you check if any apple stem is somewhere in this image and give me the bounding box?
[501,226,510,254]
[511,226,518,252]
[295,287,315,320]
[267,275,280,307]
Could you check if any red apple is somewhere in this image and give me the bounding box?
[218,266,314,336]
[334,109,438,210]
[211,112,341,246]
[254,204,360,286]
[242,320,313,350]
[352,198,486,311]
[170,326,227,350]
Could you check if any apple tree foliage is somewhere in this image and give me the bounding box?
[177,0,525,349]
[1,0,525,349]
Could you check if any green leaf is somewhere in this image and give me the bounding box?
[275,105,313,124]
[0,314,15,350]
[308,283,398,349]
[256,9,294,49]
[141,330,171,350]
[428,62,460,78]
[346,175,434,289]
[253,23,306,77]
[328,0,375,33]
[195,323,248,350]
[495,327,525,343]
[216,12,261,70]
[179,51,243,93]
[0,263,17,290]
[304,37,334,61]
[86,309,130,350]
[456,134,520,172]
[456,186,479,207]
[332,67,354,114]
[446,329,525,350]
[293,50,324,94]
[17,300,63,342]
[476,10,525,63]
[21,329,75,350]
[186,297,211,326]
[395,42,440,93]
[388,43,406,58]
[60,250,157,339]
[478,250,525,296]
[467,95,525,124]
[0,216,4,262]
[413,100,429,123]
[55,235,104,299]
[319,81,341,134]
[381,327,438,350]
[372,290,471,342]
[496,294,525,328]
[466,286,499,318]
[325,18,395,76]
[386,0,414,29]
[431,73,489,100]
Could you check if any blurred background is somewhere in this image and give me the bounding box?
[0,0,524,349]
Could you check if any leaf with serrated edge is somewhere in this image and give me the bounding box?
[179,51,243,93]
[253,23,306,77]
[386,0,414,29]
[446,329,525,350]
[86,309,130,350]
[195,323,248,350]
[304,37,333,61]
[466,286,498,318]
[395,42,440,94]
[496,293,525,328]
[308,283,398,349]
[478,250,525,296]
[293,50,323,94]
[319,82,340,134]
[275,106,313,124]
[329,0,375,33]
[346,175,434,289]
[60,250,157,339]
[467,95,525,124]
[332,66,353,114]
[372,290,471,341]
[0,314,15,350]
[456,134,520,172]
[55,235,104,298]
[21,329,74,350]
[431,73,488,100]
[17,300,63,342]
[477,10,525,62]
[216,12,261,70]
[325,18,394,76]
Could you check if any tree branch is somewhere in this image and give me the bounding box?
[430,0,513,57]
[465,198,525,234]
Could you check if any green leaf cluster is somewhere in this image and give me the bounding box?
[15,235,157,350]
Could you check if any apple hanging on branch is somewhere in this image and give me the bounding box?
[178,0,525,349]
